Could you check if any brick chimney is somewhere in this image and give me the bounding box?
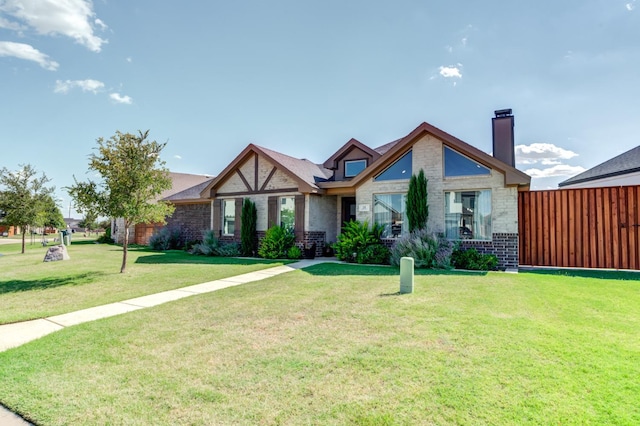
[492,109,515,167]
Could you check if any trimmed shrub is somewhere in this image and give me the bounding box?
[333,220,388,264]
[390,229,454,269]
[149,226,183,250]
[287,245,303,260]
[258,226,295,259]
[356,243,390,264]
[240,198,257,256]
[451,247,498,271]
[406,169,428,233]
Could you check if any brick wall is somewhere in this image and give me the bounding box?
[458,233,519,270]
[166,202,211,243]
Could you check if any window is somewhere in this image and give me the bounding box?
[222,199,235,235]
[374,150,412,181]
[374,193,407,238]
[279,196,295,231]
[444,146,490,177]
[444,190,491,240]
[345,159,367,177]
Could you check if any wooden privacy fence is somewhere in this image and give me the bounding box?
[518,186,640,270]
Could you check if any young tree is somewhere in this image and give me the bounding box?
[240,198,257,256]
[67,130,174,273]
[406,168,428,233]
[36,194,66,234]
[0,164,56,253]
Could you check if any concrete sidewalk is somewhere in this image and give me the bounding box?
[0,258,335,425]
[1,258,330,352]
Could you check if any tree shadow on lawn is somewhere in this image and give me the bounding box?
[134,251,290,266]
[0,272,105,294]
[301,263,488,277]
[519,268,640,281]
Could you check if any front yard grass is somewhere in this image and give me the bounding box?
[0,263,638,425]
[0,241,287,324]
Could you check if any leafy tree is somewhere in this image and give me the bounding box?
[67,130,174,273]
[240,198,257,256]
[78,212,98,232]
[36,195,66,232]
[0,164,55,253]
[406,168,428,233]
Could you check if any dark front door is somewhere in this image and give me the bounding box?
[341,197,356,232]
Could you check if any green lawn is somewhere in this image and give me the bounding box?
[0,241,288,324]
[0,263,638,425]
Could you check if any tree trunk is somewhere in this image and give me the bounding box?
[120,219,129,273]
[21,229,26,254]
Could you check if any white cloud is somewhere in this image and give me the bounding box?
[126,57,132,63]
[439,65,462,78]
[173,155,182,160]
[524,165,586,178]
[94,18,107,30]
[0,0,107,52]
[0,41,59,70]
[54,79,104,94]
[109,93,132,104]
[515,143,578,164]
[626,3,635,11]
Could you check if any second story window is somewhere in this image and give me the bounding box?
[345,159,367,177]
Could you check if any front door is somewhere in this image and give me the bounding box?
[341,197,356,232]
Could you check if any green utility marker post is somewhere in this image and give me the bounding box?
[400,256,414,294]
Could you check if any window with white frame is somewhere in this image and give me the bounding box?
[374,193,407,238]
[222,199,235,235]
[279,196,295,231]
[444,190,491,240]
[345,159,367,177]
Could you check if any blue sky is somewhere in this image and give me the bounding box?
[1,0,638,217]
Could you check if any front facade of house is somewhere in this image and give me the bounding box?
[164,109,531,269]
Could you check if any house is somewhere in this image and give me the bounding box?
[113,172,214,245]
[163,109,530,269]
[558,145,640,189]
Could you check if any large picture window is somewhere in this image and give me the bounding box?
[279,196,295,231]
[444,190,491,240]
[222,199,235,235]
[374,193,407,238]
[374,150,412,181]
[444,146,490,177]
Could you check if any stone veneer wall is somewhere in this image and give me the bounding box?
[165,203,211,243]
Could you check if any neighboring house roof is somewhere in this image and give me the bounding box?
[164,178,214,203]
[322,138,381,169]
[318,121,530,191]
[200,144,333,197]
[160,172,213,202]
[373,138,403,155]
[558,145,640,188]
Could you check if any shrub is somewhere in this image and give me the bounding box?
[356,243,390,264]
[406,169,428,233]
[287,245,303,259]
[451,247,498,271]
[96,227,114,244]
[390,229,453,269]
[149,226,183,251]
[258,226,295,259]
[333,220,388,264]
[240,198,257,256]
[192,230,240,257]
